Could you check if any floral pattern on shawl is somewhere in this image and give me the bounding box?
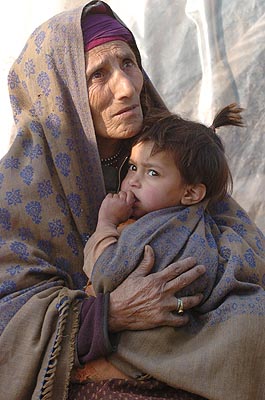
[0,4,106,400]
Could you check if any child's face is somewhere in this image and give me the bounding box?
[121,141,187,219]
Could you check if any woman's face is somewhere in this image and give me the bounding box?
[86,41,144,142]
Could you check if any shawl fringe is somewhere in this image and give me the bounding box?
[40,296,71,399]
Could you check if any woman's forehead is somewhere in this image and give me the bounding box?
[85,40,135,69]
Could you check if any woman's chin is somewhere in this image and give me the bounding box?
[115,119,143,140]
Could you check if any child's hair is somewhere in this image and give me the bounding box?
[134,103,244,204]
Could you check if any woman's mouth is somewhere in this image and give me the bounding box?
[115,105,138,117]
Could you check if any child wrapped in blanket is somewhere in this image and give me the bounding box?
[84,103,244,298]
[79,104,265,395]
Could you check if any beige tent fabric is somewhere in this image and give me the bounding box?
[0,1,264,399]
[2,1,264,232]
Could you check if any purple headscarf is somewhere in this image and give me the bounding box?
[82,12,134,52]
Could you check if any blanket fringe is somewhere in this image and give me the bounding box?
[64,300,81,399]
[39,295,71,400]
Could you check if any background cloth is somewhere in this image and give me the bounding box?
[0,1,264,399]
[2,0,264,232]
[133,0,265,232]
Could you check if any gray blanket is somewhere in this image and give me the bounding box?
[91,197,265,400]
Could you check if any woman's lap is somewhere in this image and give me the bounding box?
[68,379,207,400]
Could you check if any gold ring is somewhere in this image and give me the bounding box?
[176,298,184,315]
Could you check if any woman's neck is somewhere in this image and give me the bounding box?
[97,137,122,159]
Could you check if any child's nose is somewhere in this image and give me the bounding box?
[128,175,141,188]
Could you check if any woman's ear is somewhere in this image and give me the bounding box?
[181,184,206,205]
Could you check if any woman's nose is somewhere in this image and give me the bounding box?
[112,70,135,99]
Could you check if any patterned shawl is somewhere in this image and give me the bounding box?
[91,199,265,400]
[1,1,264,399]
[0,2,163,399]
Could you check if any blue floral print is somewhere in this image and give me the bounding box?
[24,59,35,78]
[55,153,71,176]
[30,120,44,137]
[37,71,51,96]
[67,193,82,217]
[0,173,4,188]
[3,156,20,169]
[37,240,52,256]
[35,31,46,54]
[244,248,256,268]
[0,208,11,230]
[20,165,34,185]
[25,201,42,224]
[8,70,20,89]
[6,265,23,276]
[38,180,53,199]
[45,113,61,138]
[5,189,23,206]
[19,228,34,241]
[48,219,64,237]
[10,241,29,261]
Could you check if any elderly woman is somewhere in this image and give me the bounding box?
[0,1,264,400]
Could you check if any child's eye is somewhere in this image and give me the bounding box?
[148,169,158,177]
[128,163,137,171]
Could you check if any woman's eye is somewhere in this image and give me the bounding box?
[148,169,158,177]
[128,163,137,171]
[91,70,104,80]
[123,59,134,68]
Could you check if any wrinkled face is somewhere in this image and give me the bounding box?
[121,141,187,219]
[85,41,144,143]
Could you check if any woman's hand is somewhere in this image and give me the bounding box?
[108,245,205,332]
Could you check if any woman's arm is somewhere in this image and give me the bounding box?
[77,246,205,363]
[77,293,117,364]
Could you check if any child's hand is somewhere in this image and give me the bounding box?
[97,190,135,228]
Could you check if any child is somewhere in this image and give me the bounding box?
[84,103,244,294]
[80,104,264,391]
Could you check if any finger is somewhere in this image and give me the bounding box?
[166,265,206,292]
[170,295,203,317]
[153,257,198,281]
[130,245,155,277]
[159,312,190,328]
[162,293,203,314]
[117,191,127,201]
[113,192,121,200]
[126,190,135,205]
[180,294,204,310]
[163,294,203,327]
